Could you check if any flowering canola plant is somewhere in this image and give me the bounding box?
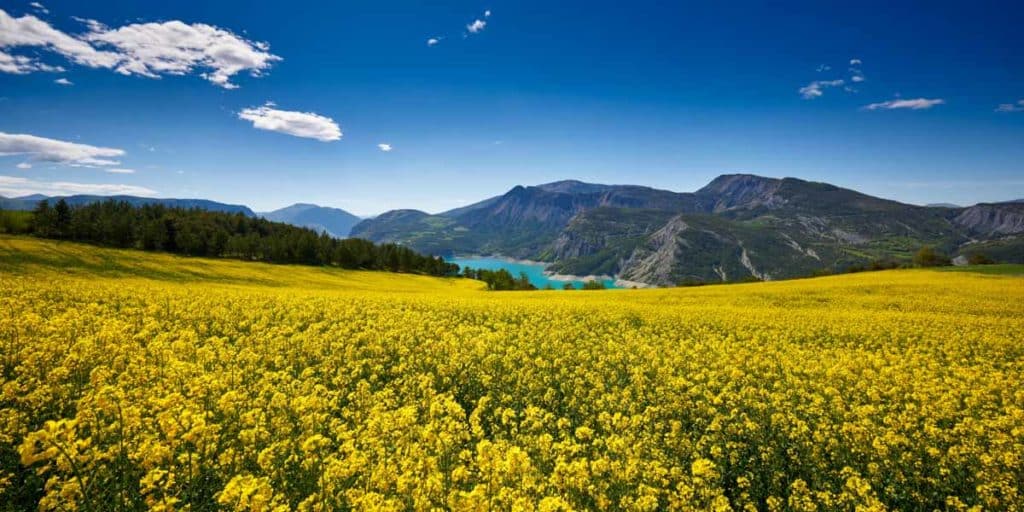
[1,236,1023,511]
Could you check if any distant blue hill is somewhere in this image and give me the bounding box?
[1,195,363,238]
[0,194,255,216]
[259,203,362,238]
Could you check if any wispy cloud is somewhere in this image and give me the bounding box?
[799,79,844,99]
[995,99,1024,112]
[54,77,72,85]
[467,19,487,34]
[0,175,156,197]
[29,2,47,14]
[816,64,831,72]
[848,58,865,83]
[16,162,31,169]
[0,131,125,167]
[104,168,135,174]
[238,103,342,141]
[862,98,945,110]
[427,37,441,46]
[377,143,392,152]
[0,9,280,88]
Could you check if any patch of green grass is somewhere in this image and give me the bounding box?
[936,264,1024,276]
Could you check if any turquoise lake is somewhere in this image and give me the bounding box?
[448,257,620,290]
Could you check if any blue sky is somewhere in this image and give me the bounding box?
[1,0,1022,215]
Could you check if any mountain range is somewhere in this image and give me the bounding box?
[350,174,1024,285]
[4,175,1023,286]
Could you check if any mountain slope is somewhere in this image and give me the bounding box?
[350,181,699,257]
[261,203,361,238]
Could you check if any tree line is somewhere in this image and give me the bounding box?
[25,199,461,277]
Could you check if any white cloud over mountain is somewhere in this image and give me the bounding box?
[0,175,156,197]
[0,132,125,167]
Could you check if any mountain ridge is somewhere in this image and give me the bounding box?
[350,174,1024,285]
[0,194,255,216]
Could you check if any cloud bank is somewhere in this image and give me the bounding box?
[0,175,156,197]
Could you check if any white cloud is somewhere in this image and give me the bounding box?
[54,77,72,85]
[862,98,945,110]
[484,10,492,17]
[0,132,125,167]
[0,49,61,73]
[816,64,831,72]
[377,143,392,152]
[0,10,121,69]
[799,79,844,99]
[16,162,31,169]
[427,37,441,46]
[29,2,47,14]
[0,9,280,88]
[848,59,865,83]
[995,99,1024,113]
[84,20,281,89]
[0,175,156,197]
[104,168,135,174]
[238,103,342,141]
[467,19,487,33]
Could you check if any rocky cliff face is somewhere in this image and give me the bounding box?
[618,216,690,285]
[954,203,1024,236]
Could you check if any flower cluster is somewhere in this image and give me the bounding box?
[2,251,1022,510]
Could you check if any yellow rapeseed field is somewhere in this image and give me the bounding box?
[1,235,1022,511]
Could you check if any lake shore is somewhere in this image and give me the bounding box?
[448,255,633,289]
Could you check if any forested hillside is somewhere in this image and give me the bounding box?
[18,199,458,277]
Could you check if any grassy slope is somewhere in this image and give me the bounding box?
[0,235,484,293]
[2,235,1021,309]
[937,263,1024,275]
